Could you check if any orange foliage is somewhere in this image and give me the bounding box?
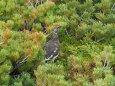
[3,28,11,41]
[32,32,40,42]
[45,27,49,34]
[45,25,54,34]
[29,12,36,20]
[25,48,31,55]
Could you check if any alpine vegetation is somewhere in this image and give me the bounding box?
[0,0,115,86]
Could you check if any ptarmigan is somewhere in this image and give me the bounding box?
[43,25,60,62]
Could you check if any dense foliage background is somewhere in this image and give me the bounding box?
[0,0,115,86]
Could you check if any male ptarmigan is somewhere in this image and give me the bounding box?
[43,25,60,62]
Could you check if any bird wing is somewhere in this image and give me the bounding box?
[43,40,59,60]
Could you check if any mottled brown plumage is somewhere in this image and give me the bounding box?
[43,26,60,61]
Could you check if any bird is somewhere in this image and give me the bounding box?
[43,25,60,62]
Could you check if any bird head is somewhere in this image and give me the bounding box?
[53,25,60,33]
[52,25,60,39]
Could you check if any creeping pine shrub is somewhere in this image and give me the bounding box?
[0,0,115,86]
[34,63,72,86]
[10,72,36,86]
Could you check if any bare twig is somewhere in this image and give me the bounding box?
[96,37,104,42]
[28,0,35,8]
[18,55,30,65]
[35,0,39,8]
